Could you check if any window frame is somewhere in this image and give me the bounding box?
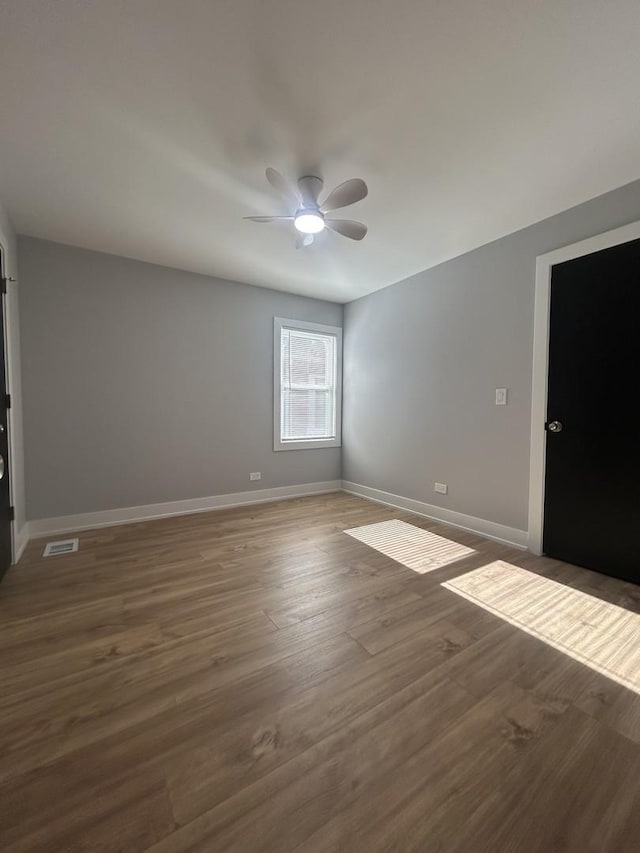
[273,317,343,452]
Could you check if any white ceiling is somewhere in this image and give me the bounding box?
[1,1,640,303]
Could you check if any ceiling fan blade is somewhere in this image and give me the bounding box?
[320,178,368,213]
[265,167,302,208]
[243,216,294,222]
[325,219,368,241]
[295,233,315,250]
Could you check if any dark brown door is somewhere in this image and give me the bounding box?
[543,237,640,585]
[0,249,12,579]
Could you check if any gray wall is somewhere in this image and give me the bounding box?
[0,197,27,551]
[343,179,640,533]
[19,238,342,520]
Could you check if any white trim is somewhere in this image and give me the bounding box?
[14,523,29,562]
[28,480,341,538]
[273,317,343,451]
[23,479,525,552]
[342,481,528,550]
[528,220,640,555]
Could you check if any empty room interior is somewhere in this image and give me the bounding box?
[1,2,640,851]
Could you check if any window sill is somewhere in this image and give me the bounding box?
[273,438,342,452]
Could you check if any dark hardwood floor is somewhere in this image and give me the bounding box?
[0,493,638,851]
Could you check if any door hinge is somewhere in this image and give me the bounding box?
[8,507,15,522]
[1,278,6,295]
[4,394,11,410]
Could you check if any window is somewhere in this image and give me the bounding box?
[274,317,342,451]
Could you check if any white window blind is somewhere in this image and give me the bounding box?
[274,318,342,451]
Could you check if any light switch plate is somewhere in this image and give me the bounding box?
[495,388,508,406]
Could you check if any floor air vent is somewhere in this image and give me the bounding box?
[43,539,79,557]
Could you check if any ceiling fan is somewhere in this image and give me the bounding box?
[245,168,368,249]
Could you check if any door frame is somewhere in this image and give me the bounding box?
[0,240,16,564]
[528,219,640,555]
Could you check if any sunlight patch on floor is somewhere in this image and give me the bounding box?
[344,519,476,574]
[442,560,640,694]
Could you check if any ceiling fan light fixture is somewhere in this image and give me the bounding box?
[294,211,325,234]
[247,169,367,247]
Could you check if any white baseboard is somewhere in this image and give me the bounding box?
[13,524,30,563]
[341,481,529,550]
[27,480,342,539]
[22,478,527,552]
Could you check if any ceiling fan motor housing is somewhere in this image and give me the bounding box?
[298,175,324,209]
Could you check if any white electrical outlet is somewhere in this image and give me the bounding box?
[434,482,448,495]
[249,472,261,481]
[495,388,508,406]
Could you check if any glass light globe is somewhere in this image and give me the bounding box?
[294,212,325,234]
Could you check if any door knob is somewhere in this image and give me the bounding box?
[547,420,563,433]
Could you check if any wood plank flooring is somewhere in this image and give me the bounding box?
[1,493,639,851]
